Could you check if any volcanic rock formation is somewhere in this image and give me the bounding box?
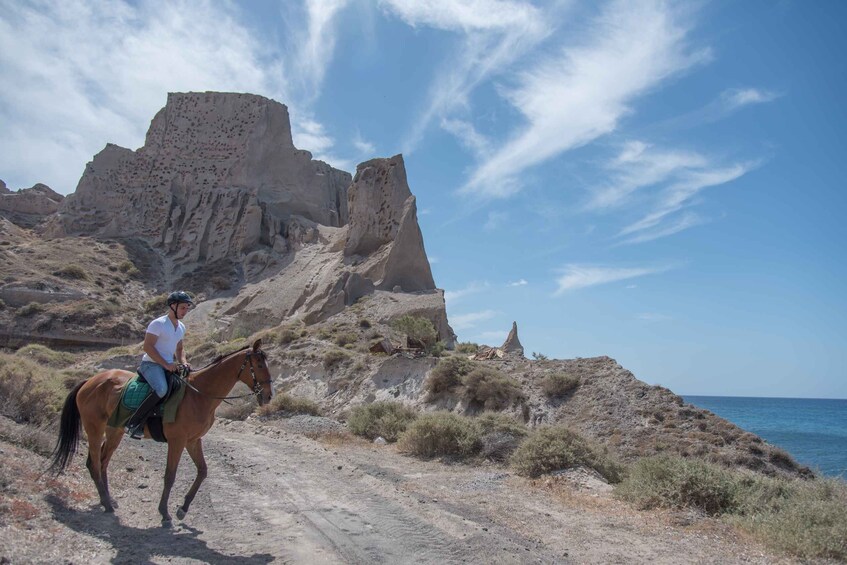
[0,181,64,228]
[40,92,449,342]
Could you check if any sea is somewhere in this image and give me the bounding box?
[683,396,847,479]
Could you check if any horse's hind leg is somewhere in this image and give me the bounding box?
[99,427,124,509]
[159,438,186,527]
[81,419,113,512]
[177,439,207,520]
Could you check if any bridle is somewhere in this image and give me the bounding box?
[179,349,272,404]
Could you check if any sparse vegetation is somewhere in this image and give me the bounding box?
[455,342,479,355]
[510,425,623,483]
[216,398,258,421]
[15,344,76,368]
[323,348,350,369]
[0,352,66,425]
[334,331,359,347]
[144,293,169,314]
[462,366,523,411]
[391,315,437,346]
[117,260,140,277]
[476,412,529,461]
[532,352,549,360]
[347,401,418,442]
[398,412,481,459]
[541,373,580,398]
[257,393,321,417]
[616,454,847,560]
[425,356,476,398]
[16,302,44,317]
[53,264,88,280]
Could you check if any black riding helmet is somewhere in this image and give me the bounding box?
[167,290,194,306]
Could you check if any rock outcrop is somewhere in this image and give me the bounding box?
[39,92,450,343]
[501,321,524,356]
[0,182,64,228]
[46,92,351,278]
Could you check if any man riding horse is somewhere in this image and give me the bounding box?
[125,290,193,438]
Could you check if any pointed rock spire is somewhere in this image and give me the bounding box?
[501,321,524,356]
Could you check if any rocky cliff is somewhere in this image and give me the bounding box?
[30,92,447,342]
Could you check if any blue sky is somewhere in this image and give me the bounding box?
[1,0,845,398]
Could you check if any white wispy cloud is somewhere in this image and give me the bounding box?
[295,0,351,103]
[451,309,499,330]
[381,0,551,153]
[722,87,780,110]
[352,131,377,155]
[440,118,491,157]
[554,264,672,294]
[461,0,709,198]
[475,330,508,344]
[445,281,490,304]
[483,211,508,231]
[0,0,348,194]
[507,279,528,287]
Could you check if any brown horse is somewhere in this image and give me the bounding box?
[49,338,272,526]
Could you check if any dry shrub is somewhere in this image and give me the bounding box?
[216,398,258,421]
[476,412,528,461]
[347,401,418,442]
[144,293,169,315]
[541,373,580,398]
[511,425,623,483]
[15,344,77,368]
[257,393,321,418]
[455,342,479,355]
[334,332,359,347]
[53,264,88,280]
[425,356,475,398]
[323,349,350,369]
[390,315,437,346]
[0,352,65,425]
[398,412,481,459]
[615,455,737,515]
[463,367,523,411]
[16,302,44,317]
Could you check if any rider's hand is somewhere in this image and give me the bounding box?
[165,362,178,372]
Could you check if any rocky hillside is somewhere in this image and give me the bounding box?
[0,91,808,479]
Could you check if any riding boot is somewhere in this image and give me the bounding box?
[124,391,162,439]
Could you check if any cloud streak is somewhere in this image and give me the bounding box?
[461,0,709,198]
[554,264,672,294]
[451,309,499,330]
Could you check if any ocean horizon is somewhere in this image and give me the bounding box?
[683,395,847,478]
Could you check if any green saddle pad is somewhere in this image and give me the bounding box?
[122,375,152,410]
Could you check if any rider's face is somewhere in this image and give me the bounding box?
[175,303,191,319]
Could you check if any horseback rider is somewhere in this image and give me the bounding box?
[125,290,193,438]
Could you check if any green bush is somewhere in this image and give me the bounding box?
[463,366,523,410]
[541,373,580,398]
[144,293,169,314]
[16,302,44,317]
[736,478,847,560]
[347,401,418,442]
[511,425,623,483]
[455,342,479,355]
[425,356,476,398]
[53,264,88,280]
[616,455,740,515]
[476,412,528,461]
[398,412,481,458]
[323,349,350,369]
[257,393,321,417]
[15,344,76,368]
[391,315,437,345]
[0,352,65,425]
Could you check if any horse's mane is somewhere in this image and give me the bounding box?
[196,346,251,371]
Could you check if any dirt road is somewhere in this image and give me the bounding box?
[0,418,792,564]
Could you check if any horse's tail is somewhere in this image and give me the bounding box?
[47,379,86,475]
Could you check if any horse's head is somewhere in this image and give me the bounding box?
[237,339,273,406]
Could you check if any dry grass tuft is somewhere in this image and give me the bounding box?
[541,373,580,398]
[347,401,418,442]
[257,393,322,418]
[398,412,481,459]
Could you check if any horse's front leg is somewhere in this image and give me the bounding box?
[176,439,207,520]
[159,439,186,527]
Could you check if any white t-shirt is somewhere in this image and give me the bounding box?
[141,314,185,364]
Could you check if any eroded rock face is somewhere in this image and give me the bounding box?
[0,182,64,228]
[501,321,524,357]
[47,92,351,278]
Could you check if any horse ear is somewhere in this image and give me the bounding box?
[252,338,262,351]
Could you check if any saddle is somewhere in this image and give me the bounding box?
[107,369,187,442]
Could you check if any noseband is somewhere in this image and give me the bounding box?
[236,350,272,402]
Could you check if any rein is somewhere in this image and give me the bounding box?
[177,350,271,404]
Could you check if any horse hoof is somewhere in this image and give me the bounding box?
[110,498,120,509]
[103,505,115,513]
[176,507,186,520]
[161,518,173,528]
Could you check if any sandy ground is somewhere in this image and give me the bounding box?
[0,417,797,564]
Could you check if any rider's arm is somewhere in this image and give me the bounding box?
[143,332,177,372]
[175,339,188,367]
